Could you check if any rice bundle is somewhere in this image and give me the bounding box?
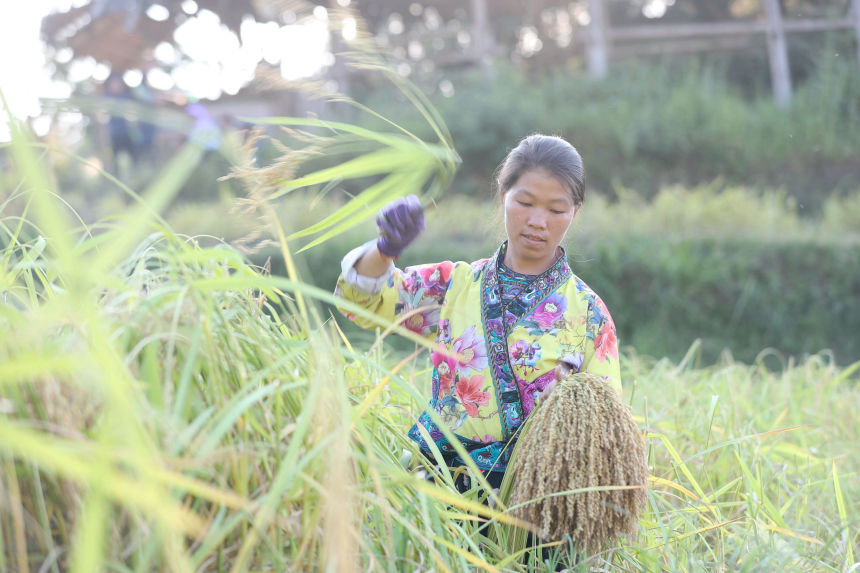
[505,372,648,552]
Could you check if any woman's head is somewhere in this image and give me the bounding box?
[495,134,585,206]
[495,134,585,274]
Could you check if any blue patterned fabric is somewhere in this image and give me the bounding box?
[407,412,518,472]
[498,259,536,306]
[481,243,572,443]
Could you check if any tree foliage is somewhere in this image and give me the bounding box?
[42,0,269,74]
[41,0,852,92]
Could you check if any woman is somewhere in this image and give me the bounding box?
[335,134,621,490]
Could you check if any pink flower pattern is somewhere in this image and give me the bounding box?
[404,310,431,334]
[594,321,618,362]
[531,292,568,329]
[451,325,488,375]
[455,374,490,417]
[431,346,458,394]
[418,261,454,296]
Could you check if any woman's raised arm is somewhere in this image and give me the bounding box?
[353,245,394,278]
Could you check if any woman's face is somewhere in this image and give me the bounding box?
[502,169,580,275]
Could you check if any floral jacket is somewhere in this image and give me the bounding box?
[335,242,621,473]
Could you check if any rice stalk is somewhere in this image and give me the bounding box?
[504,372,648,554]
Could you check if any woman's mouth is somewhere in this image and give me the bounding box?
[521,233,545,245]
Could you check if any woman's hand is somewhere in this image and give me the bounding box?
[376,195,425,258]
[541,354,580,402]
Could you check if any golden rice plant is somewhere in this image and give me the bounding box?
[502,372,648,555]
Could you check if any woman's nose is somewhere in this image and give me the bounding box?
[527,211,548,228]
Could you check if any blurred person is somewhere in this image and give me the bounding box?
[179,98,234,201]
[185,98,221,151]
[334,134,621,495]
[104,72,139,175]
[130,78,157,162]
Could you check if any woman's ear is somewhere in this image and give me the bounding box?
[573,203,583,218]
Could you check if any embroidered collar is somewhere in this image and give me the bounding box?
[479,242,572,439]
[498,257,538,279]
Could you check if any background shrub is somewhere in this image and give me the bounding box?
[234,187,860,365]
[355,57,860,207]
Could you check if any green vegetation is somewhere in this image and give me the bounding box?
[160,185,860,365]
[3,94,859,572]
[584,235,860,366]
[357,57,860,204]
[3,34,859,569]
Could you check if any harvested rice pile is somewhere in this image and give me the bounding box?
[508,372,648,552]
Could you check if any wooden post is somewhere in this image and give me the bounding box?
[762,0,792,107]
[586,0,608,78]
[853,0,860,66]
[470,0,494,75]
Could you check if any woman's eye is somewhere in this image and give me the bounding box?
[517,201,532,207]
[551,210,566,215]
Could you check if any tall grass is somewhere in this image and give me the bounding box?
[2,83,516,571]
[3,120,858,572]
[625,346,859,571]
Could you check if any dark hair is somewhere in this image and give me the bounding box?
[494,134,585,206]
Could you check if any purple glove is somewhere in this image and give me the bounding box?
[376,195,425,258]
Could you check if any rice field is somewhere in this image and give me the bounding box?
[1,93,858,572]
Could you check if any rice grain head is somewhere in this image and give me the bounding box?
[508,372,648,552]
